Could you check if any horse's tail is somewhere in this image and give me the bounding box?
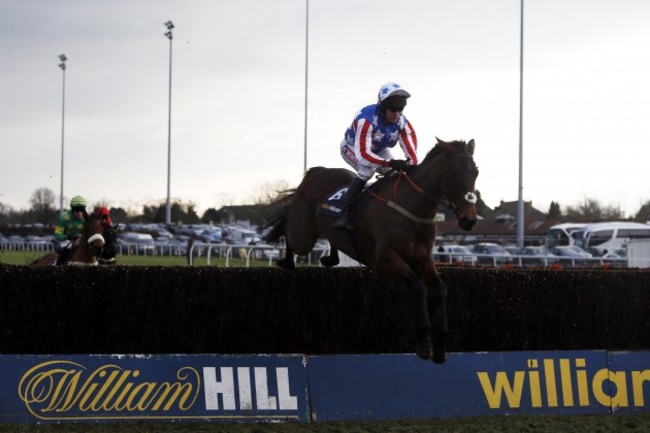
[260,190,296,244]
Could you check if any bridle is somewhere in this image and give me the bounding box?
[369,154,477,224]
[85,232,105,258]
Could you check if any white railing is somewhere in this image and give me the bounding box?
[434,251,628,268]
[0,241,54,252]
[187,242,330,267]
[3,239,634,269]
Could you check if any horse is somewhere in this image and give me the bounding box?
[261,138,479,363]
[98,225,118,265]
[32,211,106,266]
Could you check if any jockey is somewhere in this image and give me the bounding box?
[53,195,87,265]
[333,82,418,230]
[93,206,113,230]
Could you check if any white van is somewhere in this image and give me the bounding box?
[545,223,587,249]
[573,222,650,255]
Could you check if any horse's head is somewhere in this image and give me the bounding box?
[100,226,118,264]
[82,211,106,258]
[430,137,479,231]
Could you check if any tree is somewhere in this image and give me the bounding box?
[28,187,58,224]
[141,200,200,224]
[109,207,129,224]
[201,207,221,223]
[547,201,562,220]
[564,197,623,221]
[248,180,289,205]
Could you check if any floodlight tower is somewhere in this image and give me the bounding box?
[164,21,174,225]
[58,54,67,214]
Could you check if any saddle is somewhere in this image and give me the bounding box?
[319,176,390,223]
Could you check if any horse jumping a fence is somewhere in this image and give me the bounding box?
[262,138,479,363]
[32,212,106,266]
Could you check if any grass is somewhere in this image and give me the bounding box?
[0,250,275,267]
[0,414,650,432]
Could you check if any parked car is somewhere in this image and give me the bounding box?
[196,229,222,243]
[513,246,558,266]
[470,242,513,265]
[434,245,477,265]
[551,246,593,265]
[120,232,155,254]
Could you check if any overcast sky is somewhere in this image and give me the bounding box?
[1,0,649,218]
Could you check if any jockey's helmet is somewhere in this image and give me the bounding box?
[377,82,411,110]
[70,196,87,211]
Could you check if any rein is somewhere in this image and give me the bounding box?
[369,169,477,224]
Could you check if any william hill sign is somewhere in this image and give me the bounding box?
[1,352,649,423]
[6,355,308,423]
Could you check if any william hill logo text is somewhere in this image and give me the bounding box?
[18,360,299,420]
[477,357,650,410]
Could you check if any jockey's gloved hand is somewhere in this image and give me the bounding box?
[388,159,409,172]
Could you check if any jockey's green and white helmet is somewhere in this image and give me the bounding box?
[377,82,411,110]
[70,196,87,211]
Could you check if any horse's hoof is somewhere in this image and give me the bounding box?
[415,340,433,361]
[432,351,447,364]
[319,255,339,268]
[277,258,295,270]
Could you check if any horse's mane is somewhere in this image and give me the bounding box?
[420,140,469,165]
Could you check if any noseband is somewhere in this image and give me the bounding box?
[86,233,105,257]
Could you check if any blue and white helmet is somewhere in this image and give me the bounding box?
[377,82,411,103]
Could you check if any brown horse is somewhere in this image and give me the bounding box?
[32,211,106,266]
[261,138,479,363]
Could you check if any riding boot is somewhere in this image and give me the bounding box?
[333,177,367,230]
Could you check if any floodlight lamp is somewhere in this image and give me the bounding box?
[165,21,174,30]
[58,63,66,70]
[59,54,67,62]
[165,31,173,39]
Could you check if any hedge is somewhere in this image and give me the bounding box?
[1,264,648,354]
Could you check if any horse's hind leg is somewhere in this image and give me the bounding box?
[277,245,296,270]
[319,247,340,267]
[285,198,319,255]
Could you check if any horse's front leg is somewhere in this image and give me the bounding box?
[377,251,433,361]
[417,261,448,364]
[319,247,340,267]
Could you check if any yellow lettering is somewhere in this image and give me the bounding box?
[527,359,542,408]
[102,370,135,411]
[477,371,525,409]
[126,382,158,411]
[632,370,650,407]
[576,359,590,406]
[19,361,200,419]
[89,370,120,411]
[543,359,558,407]
[592,368,613,407]
[559,358,574,406]
[605,370,629,408]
